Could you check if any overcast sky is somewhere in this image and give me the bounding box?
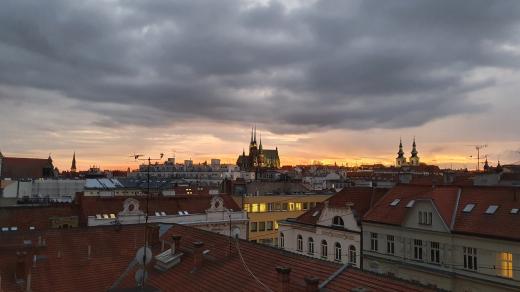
[1,0,520,170]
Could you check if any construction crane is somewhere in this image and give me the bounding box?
[466,144,487,171]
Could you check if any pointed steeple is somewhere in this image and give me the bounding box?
[411,137,418,157]
[71,152,77,172]
[250,126,254,144]
[254,125,257,143]
[483,156,490,171]
[259,133,263,150]
[397,138,404,158]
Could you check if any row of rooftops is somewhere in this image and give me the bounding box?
[292,184,520,242]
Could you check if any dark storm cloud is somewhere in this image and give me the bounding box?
[1,0,520,133]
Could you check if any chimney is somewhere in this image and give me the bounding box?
[275,266,291,292]
[146,224,161,247]
[15,251,27,282]
[171,235,181,254]
[304,276,320,292]
[192,241,204,272]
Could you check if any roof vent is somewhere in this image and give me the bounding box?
[511,208,519,214]
[389,199,400,206]
[406,200,415,208]
[485,205,499,214]
[462,203,475,213]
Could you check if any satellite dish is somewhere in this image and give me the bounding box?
[135,246,152,266]
[135,268,148,284]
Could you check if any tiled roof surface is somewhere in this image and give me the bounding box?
[0,157,53,179]
[78,194,240,224]
[295,187,388,225]
[323,267,434,292]
[0,224,430,292]
[453,186,520,241]
[0,204,79,231]
[363,185,459,226]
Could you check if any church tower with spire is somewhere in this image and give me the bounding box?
[71,152,77,173]
[396,138,407,167]
[409,137,420,166]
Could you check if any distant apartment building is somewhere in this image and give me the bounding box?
[0,152,56,180]
[279,187,388,267]
[1,179,84,202]
[362,184,520,292]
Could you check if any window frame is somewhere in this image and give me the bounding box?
[321,240,328,258]
[334,242,342,262]
[387,235,395,255]
[297,234,303,252]
[370,233,378,252]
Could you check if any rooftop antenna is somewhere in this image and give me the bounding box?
[131,152,164,288]
[466,144,487,171]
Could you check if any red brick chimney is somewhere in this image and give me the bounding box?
[192,241,204,272]
[15,251,27,282]
[171,235,181,254]
[146,224,160,247]
[304,276,320,292]
[275,266,291,292]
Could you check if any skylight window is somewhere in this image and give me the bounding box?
[29,226,35,230]
[485,205,499,214]
[510,208,519,214]
[462,204,475,213]
[109,214,116,219]
[406,200,415,208]
[1,227,8,232]
[160,212,166,216]
[389,199,401,206]
[103,214,109,219]
[96,214,102,219]
[312,211,320,217]
[11,227,18,231]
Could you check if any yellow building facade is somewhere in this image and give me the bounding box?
[232,194,332,245]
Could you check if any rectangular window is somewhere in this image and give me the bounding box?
[250,222,257,232]
[266,221,273,231]
[282,203,288,211]
[274,203,281,211]
[414,239,423,260]
[288,202,295,211]
[251,204,259,213]
[430,242,440,263]
[498,252,513,278]
[259,203,267,212]
[243,203,250,212]
[267,203,274,211]
[387,235,395,255]
[303,202,309,210]
[295,202,302,211]
[463,247,478,271]
[370,233,378,251]
[258,221,266,232]
[419,211,432,225]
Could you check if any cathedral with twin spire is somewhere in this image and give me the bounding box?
[396,138,420,167]
[237,126,280,171]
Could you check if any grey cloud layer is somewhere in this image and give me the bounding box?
[1,0,520,133]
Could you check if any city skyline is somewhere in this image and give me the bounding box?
[1,0,520,170]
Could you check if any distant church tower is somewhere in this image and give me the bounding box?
[396,139,406,167]
[71,152,77,172]
[409,137,420,166]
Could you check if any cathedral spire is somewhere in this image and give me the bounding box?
[254,125,257,143]
[411,136,418,157]
[259,133,263,150]
[250,126,254,144]
[71,152,77,172]
[397,138,404,158]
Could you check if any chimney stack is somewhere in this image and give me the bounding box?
[147,224,161,247]
[304,276,320,292]
[15,251,27,282]
[275,266,291,292]
[192,241,204,272]
[171,235,181,255]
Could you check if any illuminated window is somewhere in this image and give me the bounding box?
[251,204,259,212]
[498,252,513,278]
[274,221,279,230]
[259,203,267,212]
[288,203,295,211]
[244,204,250,212]
[295,203,302,211]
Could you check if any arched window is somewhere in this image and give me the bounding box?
[332,216,344,227]
[335,242,342,261]
[280,232,285,249]
[321,240,328,258]
[349,245,357,265]
[297,235,303,252]
[308,237,314,255]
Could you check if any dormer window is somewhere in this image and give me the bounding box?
[332,216,344,227]
[418,211,432,225]
[511,208,519,214]
[390,199,400,206]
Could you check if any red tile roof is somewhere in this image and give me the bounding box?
[0,224,430,292]
[77,194,240,225]
[296,187,388,225]
[0,157,54,179]
[363,185,459,226]
[453,186,520,241]
[0,204,79,231]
